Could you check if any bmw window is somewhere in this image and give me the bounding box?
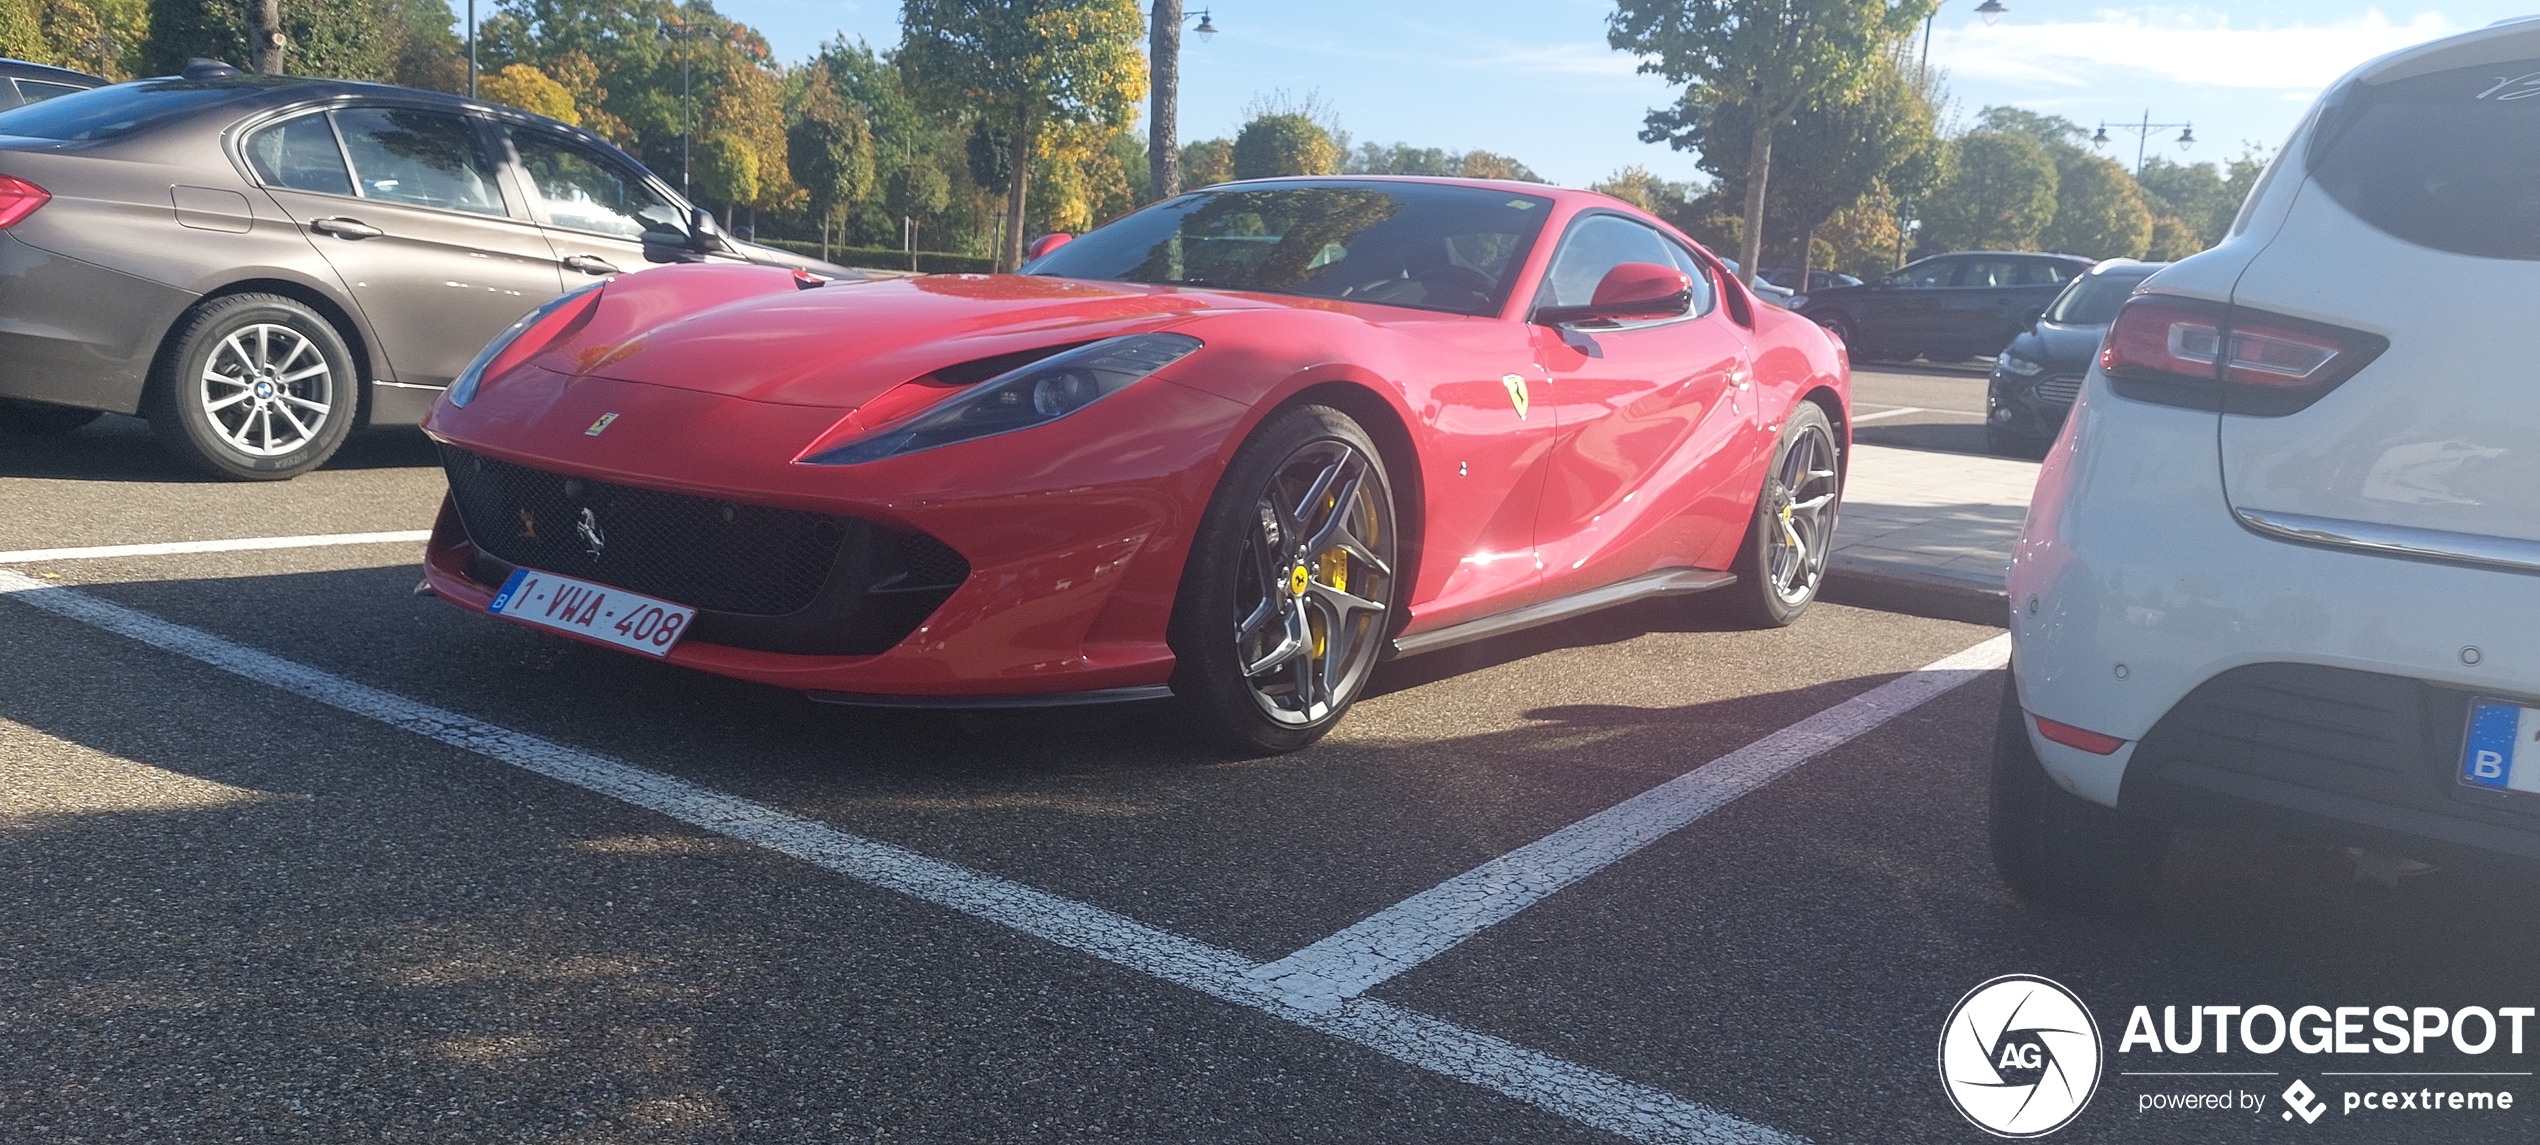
[507,126,688,240]
[330,108,507,217]
[242,113,354,197]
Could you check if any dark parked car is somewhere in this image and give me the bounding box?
[0,59,104,110]
[1759,266,1859,292]
[0,62,849,477]
[1983,259,2164,455]
[1795,250,2093,363]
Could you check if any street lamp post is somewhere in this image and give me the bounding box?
[467,0,476,98]
[1923,0,2007,73]
[657,18,696,202]
[2093,112,2195,175]
[1148,4,1217,201]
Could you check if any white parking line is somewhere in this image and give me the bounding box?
[1847,406,1986,424]
[0,531,432,565]
[1246,635,2012,1011]
[0,569,1800,1145]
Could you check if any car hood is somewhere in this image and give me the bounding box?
[2004,320,2107,371]
[541,266,1287,409]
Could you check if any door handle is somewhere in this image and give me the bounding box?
[309,216,382,240]
[562,254,621,276]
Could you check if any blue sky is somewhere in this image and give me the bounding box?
[463,2,2536,187]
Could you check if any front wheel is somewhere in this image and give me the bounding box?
[1715,401,1840,627]
[1170,405,1399,755]
[148,293,358,481]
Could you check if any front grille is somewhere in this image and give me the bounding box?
[440,446,970,655]
[443,446,845,615]
[2034,376,2082,405]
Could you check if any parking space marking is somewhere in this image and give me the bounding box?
[1846,405,1929,424]
[1246,635,2011,1011]
[0,569,1801,1145]
[0,530,432,564]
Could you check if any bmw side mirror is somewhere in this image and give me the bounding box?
[688,207,730,255]
[2022,306,2046,329]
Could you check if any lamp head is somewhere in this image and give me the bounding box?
[1194,12,1216,41]
[1976,0,2008,25]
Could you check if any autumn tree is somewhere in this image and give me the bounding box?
[787,62,877,259]
[1917,130,2058,254]
[1231,113,1337,179]
[480,62,577,123]
[2038,151,2152,259]
[1611,0,1935,287]
[898,0,1147,271]
[1179,137,1232,187]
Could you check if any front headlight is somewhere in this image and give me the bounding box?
[1996,351,2046,377]
[805,332,1203,465]
[448,282,606,407]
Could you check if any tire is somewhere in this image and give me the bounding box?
[0,399,102,435]
[1989,671,2171,912]
[146,293,358,481]
[1714,401,1840,627]
[1169,404,1400,755]
[1815,313,1874,361]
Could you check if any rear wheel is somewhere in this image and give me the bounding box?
[1715,401,1840,627]
[148,293,357,481]
[0,399,102,435]
[1170,405,1399,755]
[1989,672,2171,912]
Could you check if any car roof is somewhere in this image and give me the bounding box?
[0,58,108,86]
[57,72,636,164]
[1196,173,1610,206]
[1913,250,2096,262]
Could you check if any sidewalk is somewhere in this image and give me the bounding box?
[1827,443,2040,618]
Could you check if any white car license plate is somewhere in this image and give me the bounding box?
[488,567,693,658]
[2461,698,2540,794]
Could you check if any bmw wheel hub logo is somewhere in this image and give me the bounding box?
[1939,974,2103,1137]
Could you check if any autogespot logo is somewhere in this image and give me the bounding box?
[1940,975,2106,1137]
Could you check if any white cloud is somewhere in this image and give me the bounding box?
[1933,7,2459,92]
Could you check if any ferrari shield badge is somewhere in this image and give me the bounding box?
[1501,374,1530,420]
[585,412,619,437]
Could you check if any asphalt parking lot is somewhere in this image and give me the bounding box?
[6,378,2538,1144]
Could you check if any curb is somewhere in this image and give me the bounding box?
[1822,556,2009,628]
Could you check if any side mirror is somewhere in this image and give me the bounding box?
[688,207,729,254]
[1532,262,1692,326]
[1024,232,1074,262]
[2021,306,2046,329]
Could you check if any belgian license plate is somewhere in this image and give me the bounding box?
[2461,698,2540,794]
[488,567,692,658]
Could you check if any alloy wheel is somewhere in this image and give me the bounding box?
[1765,421,1839,605]
[1232,438,1396,726]
[199,323,335,457]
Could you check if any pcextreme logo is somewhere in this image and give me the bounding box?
[1939,975,2105,1138]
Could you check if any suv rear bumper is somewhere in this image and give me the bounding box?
[2007,369,2540,865]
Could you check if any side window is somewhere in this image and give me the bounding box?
[14,80,86,105]
[1659,240,1718,317]
[331,107,506,216]
[1887,258,1958,289]
[2014,260,2072,286]
[1537,214,1685,309]
[242,112,353,196]
[507,127,687,241]
[1958,259,2021,288]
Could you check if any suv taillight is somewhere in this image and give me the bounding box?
[2100,294,2388,416]
[0,175,48,229]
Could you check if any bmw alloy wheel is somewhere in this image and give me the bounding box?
[199,322,335,457]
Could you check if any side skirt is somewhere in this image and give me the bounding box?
[806,685,1176,710]
[1385,568,1736,661]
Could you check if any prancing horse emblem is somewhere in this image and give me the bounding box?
[575,507,605,559]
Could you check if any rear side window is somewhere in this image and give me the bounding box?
[15,80,88,105]
[243,113,352,196]
[1888,258,1957,288]
[2310,57,2540,259]
[332,108,506,216]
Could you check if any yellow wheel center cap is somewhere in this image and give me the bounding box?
[1290,564,1312,597]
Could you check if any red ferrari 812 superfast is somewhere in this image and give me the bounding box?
[420,177,1850,752]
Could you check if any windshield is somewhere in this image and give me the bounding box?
[1028,181,1554,317]
[2042,271,2153,326]
[0,79,283,142]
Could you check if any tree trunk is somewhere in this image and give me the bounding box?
[1796,225,1816,293]
[1737,116,1773,289]
[821,214,830,262]
[1150,0,1180,201]
[252,0,286,74]
[1002,115,1032,272]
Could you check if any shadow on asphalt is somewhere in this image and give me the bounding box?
[1852,420,2014,456]
[0,417,440,482]
[1851,357,1994,378]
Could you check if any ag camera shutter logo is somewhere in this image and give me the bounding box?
[1940,974,2105,1137]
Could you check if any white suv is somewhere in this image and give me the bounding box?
[1996,18,2540,907]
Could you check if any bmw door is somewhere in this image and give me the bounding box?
[249,104,566,394]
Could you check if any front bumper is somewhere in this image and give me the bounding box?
[1984,366,2080,443]
[2007,369,2540,866]
[421,368,1255,697]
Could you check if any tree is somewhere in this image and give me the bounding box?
[0,0,43,61]
[788,62,877,259]
[1591,165,1698,216]
[2145,214,2201,261]
[698,45,792,224]
[1180,137,1231,187]
[1648,43,1938,284]
[1455,149,1542,182]
[2038,150,2151,258]
[898,0,1147,271]
[1232,113,1337,179]
[1817,182,1906,276]
[1611,0,1935,286]
[144,0,399,80]
[1918,130,2057,254]
[480,62,577,123]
